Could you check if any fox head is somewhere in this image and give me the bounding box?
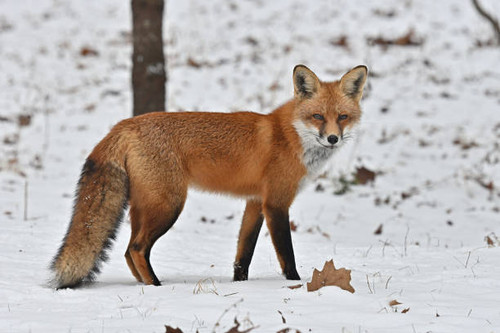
[292,64,367,150]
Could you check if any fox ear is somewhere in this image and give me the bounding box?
[293,65,321,99]
[340,65,368,102]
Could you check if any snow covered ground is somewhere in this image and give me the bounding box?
[1,0,499,332]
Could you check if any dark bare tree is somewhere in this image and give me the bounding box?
[131,0,166,116]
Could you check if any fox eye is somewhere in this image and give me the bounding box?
[313,114,324,120]
[338,114,348,121]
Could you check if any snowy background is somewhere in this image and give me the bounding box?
[1,0,500,332]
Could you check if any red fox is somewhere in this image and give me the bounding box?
[50,64,367,288]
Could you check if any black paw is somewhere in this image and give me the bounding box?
[285,268,301,280]
[233,263,249,281]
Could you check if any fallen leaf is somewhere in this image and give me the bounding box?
[80,46,99,57]
[225,317,257,333]
[287,283,303,290]
[389,300,402,307]
[355,166,376,185]
[277,329,302,333]
[374,224,383,235]
[165,326,183,333]
[187,57,202,68]
[289,221,298,232]
[476,179,494,192]
[306,260,355,293]
[269,81,281,91]
[329,35,349,49]
[485,233,499,247]
[244,36,259,46]
[401,308,410,313]
[3,134,19,145]
[18,114,32,127]
[314,183,325,192]
[368,30,423,48]
[453,138,479,150]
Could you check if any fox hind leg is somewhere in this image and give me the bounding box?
[126,187,186,285]
[125,214,145,283]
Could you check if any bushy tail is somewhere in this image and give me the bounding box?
[50,135,129,288]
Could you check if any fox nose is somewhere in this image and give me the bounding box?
[327,135,339,145]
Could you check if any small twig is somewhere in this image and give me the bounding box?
[465,251,471,268]
[24,180,28,221]
[403,226,410,257]
[363,245,373,258]
[379,239,389,257]
[385,276,392,289]
[366,275,373,294]
[212,298,244,333]
[277,310,286,324]
[472,0,500,45]
[454,251,472,268]
[43,95,50,159]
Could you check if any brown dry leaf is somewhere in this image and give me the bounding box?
[277,329,302,333]
[321,231,331,239]
[287,283,303,290]
[306,260,355,293]
[80,46,99,57]
[452,138,479,150]
[485,233,499,247]
[269,81,281,92]
[225,317,257,333]
[329,35,349,49]
[165,326,183,333]
[401,308,410,313]
[289,221,298,232]
[187,57,202,68]
[389,300,402,307]
[314,183,325,192]
[374,224,383,235]
[18,114,32,127]
[368,30,423,47]
[355,166,376,185]
[476,179,494,192]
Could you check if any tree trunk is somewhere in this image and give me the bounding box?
[131,0,166,116]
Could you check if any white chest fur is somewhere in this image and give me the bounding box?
[302,145,335,175]
[293,120,336,176]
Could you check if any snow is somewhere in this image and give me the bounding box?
[1,0,500,332]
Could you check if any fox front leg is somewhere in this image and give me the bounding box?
[262,203,300,280]
[233,200,264,281]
